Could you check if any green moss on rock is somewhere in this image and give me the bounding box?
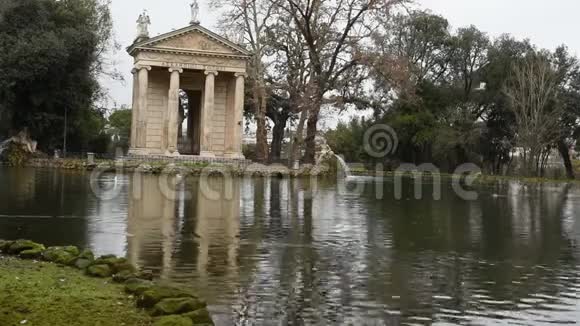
[125,278,155,295]
[0,240,14,252]
[138,286,195,308]
[19,248,44,259]
[8,240,45,255]
[86,264,113,278]
[113,269,154,283]
[74,258,93,270]
[92,255,136,274]
[77,249,95,260]
[73,249,95,269]
[182,308,213,324]
[151,297,206,316]
[42,246,79,265]
[135,269,154,280]
[153,315,193,326]
[113,270,137,283]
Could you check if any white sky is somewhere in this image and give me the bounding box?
[103,0,580,108]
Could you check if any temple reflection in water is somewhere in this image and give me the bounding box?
[127,176,241,284]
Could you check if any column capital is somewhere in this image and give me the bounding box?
[168,67,183,73]
[204,70,219,76]
[135,64,152,71]
[234,72,247,78]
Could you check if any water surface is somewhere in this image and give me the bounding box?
[1,167,580,325]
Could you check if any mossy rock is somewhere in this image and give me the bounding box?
[135,269,154,281]
[151,297,206,316]
[113,261,137,274]
[113,269,154,283]
[92,255,136,274]
[8,240,45,255]
[74,258,93,270]
[19,248,44,259]
[124,278,155,295]
[153,315,193,326]
[112,270,136,283]
[86,264,113,278]
[182,308,213,324]
[73,249,95,269]
[137,286,195,308]
[0,240,14,252]
[92,254,121,265]
[42,246,79,265]
[77,249,94,261]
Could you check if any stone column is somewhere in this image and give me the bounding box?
[166,67,183,156]
[129,68,139,149]
[132,65,151,153]
[200,70,218,157]
[227,72,246,159]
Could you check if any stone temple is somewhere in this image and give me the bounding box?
[128,4,249,159]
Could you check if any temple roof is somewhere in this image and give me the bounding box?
[127,24,251,59]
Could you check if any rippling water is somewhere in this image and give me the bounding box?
[1,167,580,325]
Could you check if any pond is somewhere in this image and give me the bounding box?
[1,166,580,325]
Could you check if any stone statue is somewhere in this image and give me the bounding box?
[190,0,200,25]
[236,30,245,45]
[136,10,151,39]
[0,128,37,155]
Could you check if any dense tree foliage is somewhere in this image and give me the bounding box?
[323,10,580,178]
[0,0,115,152]
[107,108,132,152]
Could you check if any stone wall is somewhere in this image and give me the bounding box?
[146,70,170,154]
[211,78,228,155]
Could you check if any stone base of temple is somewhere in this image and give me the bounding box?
[164,150,181,157]
[224,152,245,160]
[128,148,150,156]
[124,154,251,166]
[198,151,216,158]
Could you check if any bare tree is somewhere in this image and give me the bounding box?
[277,0,405,163]
[505,55,561,176]
[268,13,311,162]
[211,0,278,162]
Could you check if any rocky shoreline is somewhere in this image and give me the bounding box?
[0,239,214,326]
[3,157,336,178]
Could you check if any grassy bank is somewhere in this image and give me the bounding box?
[0,240,215,326]
[0,256,151,326]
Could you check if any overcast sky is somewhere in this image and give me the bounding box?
[103,0,580,108]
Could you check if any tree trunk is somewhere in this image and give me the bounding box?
[270,115,288,161]
[558,139,575,179]
[289,107,307,165]
[303,105,320,164]
[254,86,269,163]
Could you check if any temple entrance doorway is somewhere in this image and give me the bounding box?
[178,89,202,155]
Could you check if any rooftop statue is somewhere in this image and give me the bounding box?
[190,0,200,25]
[136,10,151,39]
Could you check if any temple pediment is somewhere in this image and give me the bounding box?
[128,25,250,58]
